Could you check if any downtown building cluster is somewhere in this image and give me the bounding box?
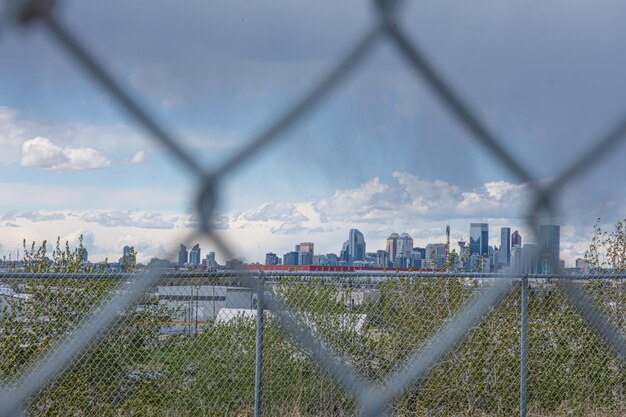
[264,223,563,274]
[177,244,219,269]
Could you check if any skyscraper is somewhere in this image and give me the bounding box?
[122,246,133,267]
[511,230,522,247]
[298,252,313,265]
[397,233,414,258]
[500,227,511,267]
[340,229,366,265]
[470,223,489,257]
[522,244,538,274]
[375,250,389,268]
[351,229,366,263]
[458,239,468,268]
[511,245,523,273]
[339,240,349,264]
[295,242,314,256]
[206,252,217,269]
[265,252,279,266]
[538,225,560,274]
[283,251,299,266]
[178,244,188,266]
[425,243,447,270]
[79,247,88,264]
[576,258,590,273]
[386,233,399,266]
[190,244,201,266]
[413,247,426,260]
[326,253,339,266]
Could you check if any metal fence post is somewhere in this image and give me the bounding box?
[254,272,265,417]
[520,275,528,417]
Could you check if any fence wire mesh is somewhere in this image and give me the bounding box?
[1,272,625,416]
[1,0,626,415]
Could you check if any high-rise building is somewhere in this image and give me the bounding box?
[339,240,349,264]
[457,240,468,268]
[121,246,133,267]
[397,233,414,258]
[326,253,339,266]
[295,242,314,256]
[412,247,424,268]
[350,229,366,264]
[470,223,489,257]
[511,230,522,247]
[538,225,560,274]
[79,247,88,264]
[576,258,590,273]
[395,253,408,268]
[283,251,299,266]
[413,247,426,260]
[178,244,188,266]
[425,243,447,270]
[511,245,523,273]
[386,233,399,266]
[206,252,217,269]
[190,244,201,266]
[298,252,312,265]
[500,227,511,267]
[265,252,279,266]
[376,250,389,268]
[522,244,538,274]
[489,245,498,272]
[341,229,366,265]
[123,245,131,257]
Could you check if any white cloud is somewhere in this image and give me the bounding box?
[210,215,230,230]
[240,202,309,223]
[172,213,230,230]
[21,137,111,170]
[130,150,146,164]
[61,229,96,249]
[0,210,189,263]
[114,235,167,259]
[81,211,175,229]
[20,211,66,222]
[0,106,237,169]
[314,172,530,223]
[1,211,17,221]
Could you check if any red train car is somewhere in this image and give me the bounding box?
[237,264,438,273]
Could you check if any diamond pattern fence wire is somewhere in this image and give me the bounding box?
[0,271,625,416]
[2,0,626,415]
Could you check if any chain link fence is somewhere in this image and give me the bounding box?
[1,0,626,415]
[1,272,626,416]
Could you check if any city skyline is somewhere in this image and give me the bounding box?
[0,209,604,268]
[3,220,566,273]
[1,1,625,269]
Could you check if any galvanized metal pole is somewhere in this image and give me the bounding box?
[254,272,265,417]
[520,275,528,417]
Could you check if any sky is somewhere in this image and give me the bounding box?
[1,0,625,266]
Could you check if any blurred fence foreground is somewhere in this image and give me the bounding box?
[1,271,626,416]
[2,0,626,415]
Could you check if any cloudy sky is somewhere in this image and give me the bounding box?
[1,0,625,265]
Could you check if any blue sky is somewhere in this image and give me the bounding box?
[1,0,625,264]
